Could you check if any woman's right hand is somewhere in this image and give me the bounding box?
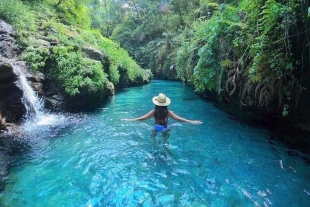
[121,118,133,121]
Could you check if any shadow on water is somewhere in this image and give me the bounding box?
[212,99,310,156]
[0,135,32,192]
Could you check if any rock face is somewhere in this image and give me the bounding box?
[0,60,26,122]
[0,20,25,122]
[0,20,47,122]
[0,20,19,59]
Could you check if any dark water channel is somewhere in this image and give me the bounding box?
[0,80,309,206]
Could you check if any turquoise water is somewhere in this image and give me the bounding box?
[1,80,310,207]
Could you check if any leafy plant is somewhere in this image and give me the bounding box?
[192,4,241,91]
[50,46,108,97]
[0,0,36,31]
[22,47,50,71]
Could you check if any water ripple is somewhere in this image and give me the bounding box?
[1,81,310,206]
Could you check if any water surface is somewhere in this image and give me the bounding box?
[0,80,310,207]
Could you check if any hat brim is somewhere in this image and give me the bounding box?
[152,96,171,106]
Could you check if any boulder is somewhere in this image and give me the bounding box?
[106,81,115,95]
[25,66,46,96]
[31,82,44,96]
[0,60,19,82]
[82,46,105,61]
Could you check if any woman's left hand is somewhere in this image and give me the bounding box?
[190,120,203,125]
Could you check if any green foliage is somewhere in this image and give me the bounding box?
[31,1,149,91]
[242,0,302,111]
[97,36,150,84]
[51,0,92,29]
[22,47,50,71]
[0,0,36,31]
[1,0,307,116]
[111,18,137,55]
[175,34,195,81]
[194,2,219,20]
[109,0,183,75]
[50,46,107,97]
[95,0,307,116]
[191,4,240,91]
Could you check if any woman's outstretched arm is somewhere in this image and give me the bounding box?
[168,110,202,125]
[121,110,154,121]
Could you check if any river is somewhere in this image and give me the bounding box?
[0,80,309,206]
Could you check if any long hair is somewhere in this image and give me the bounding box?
[154,105,168,125]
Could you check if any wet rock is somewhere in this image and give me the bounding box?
[0,123,25,139]
[31,82,44,95]
[45,97,64,111]
[44,82,65,111]
[106,81,115,95]
[0,60,26,122]
[26,69,45,96]
[26,70,45,83]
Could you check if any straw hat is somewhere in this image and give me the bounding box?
[152,93,171,106]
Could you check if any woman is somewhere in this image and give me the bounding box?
[122,93,202,159]
[122,93,203,130]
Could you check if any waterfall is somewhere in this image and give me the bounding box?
[14,62,44,119]
[12,62,65,128]
[0,19,66,132]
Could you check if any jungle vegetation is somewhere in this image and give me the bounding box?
[0,0,152,108]
[0,0,309,117]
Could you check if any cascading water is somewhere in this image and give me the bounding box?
[13,62,44,119]
[12,62,65,130]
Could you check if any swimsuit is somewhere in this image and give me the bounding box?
[154,124,170,132]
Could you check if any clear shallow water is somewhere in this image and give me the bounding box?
[0,80,310,207]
